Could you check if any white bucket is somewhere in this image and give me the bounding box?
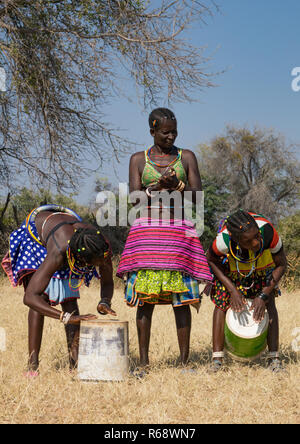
[77,319,129,381]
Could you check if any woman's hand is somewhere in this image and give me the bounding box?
[97,301,117,316]
[230,288,247,313]
[68,314,98,325]
[250,298,266,323]
[157,167,179,190]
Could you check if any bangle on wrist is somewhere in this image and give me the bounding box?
[99,298,111,307]
[60,312,73,325]
[258,292,269,302]
[175,180,185,192]
[98,300,111,315]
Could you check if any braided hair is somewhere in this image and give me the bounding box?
[226,210,258,242]
[148,108,176,129]
[69,227,109,263]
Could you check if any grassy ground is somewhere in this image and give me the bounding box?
[0,279,299,424]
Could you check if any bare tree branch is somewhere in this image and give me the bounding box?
[0,0,219,192]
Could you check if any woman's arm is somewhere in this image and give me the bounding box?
[250,248,287,322]
[24,249,97,324]
[23,253,67,319]
[97,257,117,316]
[129,152,143,193]
[262,247,287,297]
[206,246,247,312]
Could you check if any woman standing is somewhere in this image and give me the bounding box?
[117,108,212,369]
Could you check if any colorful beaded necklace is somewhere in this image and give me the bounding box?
[229,238,264,278]
[66,247,87,291]
[229,238,264,264]
[66,236,110,291]
[146,146,180,169]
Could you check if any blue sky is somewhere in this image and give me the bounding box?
[77,0,300,204]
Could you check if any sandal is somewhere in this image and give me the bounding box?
[130,368,148,379]
[209,359,223,373]
[267,358,287,373]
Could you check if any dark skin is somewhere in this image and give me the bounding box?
[23,211,116,371]
[206,226,287,361]
[129,118,201,366]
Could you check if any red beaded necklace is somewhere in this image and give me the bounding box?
[146,146,179,168]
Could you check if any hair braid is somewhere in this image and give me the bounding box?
[69,227,109,262]
[226,210,258,242]
[148,108,176,129]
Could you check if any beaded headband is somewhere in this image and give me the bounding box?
[151,115,176,128]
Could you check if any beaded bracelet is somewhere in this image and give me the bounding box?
[60,311,74,325]
[98,300,111,316]
[258,292,269,302]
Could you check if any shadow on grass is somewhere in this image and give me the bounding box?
[128,344,299,373]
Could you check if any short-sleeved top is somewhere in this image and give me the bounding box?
[212,213,282,274]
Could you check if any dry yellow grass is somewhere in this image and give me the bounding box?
[0,278,299,424]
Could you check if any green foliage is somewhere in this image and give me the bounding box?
[278,211,300,256]
[197,126,299,224]
[200,173,229,250]
[0,186,129,258]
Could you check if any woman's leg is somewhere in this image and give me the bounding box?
[61,299,80,369]
[136,303,155,366]
[28,308,45,371]
[212,306,226,361]
[23,274,47,371]
[173,305,191,365]
[266,294,279,353]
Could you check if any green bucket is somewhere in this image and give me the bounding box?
[224,308,269,361]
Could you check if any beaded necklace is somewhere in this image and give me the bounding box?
[146,146,180,169]
[229,238,264,264]
[229,238,264,278]
[66,244,110,291]
[25,205,81,246]
[66,247,87,291]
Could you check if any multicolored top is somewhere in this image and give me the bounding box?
[212,212,282,275]
[141,148,187,188]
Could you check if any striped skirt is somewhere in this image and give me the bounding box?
[117,218,212,282]
[117,218,212,307]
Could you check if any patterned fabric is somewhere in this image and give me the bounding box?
[44,277,80,306]
[116,217,212,283]
[2,209,99,289]
[125,270,201,307]
[135,269,189,294]
[210,267,280,312]
[141,149,187,188]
